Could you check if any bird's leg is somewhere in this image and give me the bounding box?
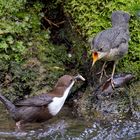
[108,61,117,89]
[96,62,108,83]
[103,68,108,78]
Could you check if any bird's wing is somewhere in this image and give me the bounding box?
[94,27,129,49]
[94,27,129,48]
[15,94,53,107]
[112,28,129,48]
[94,28,120,44]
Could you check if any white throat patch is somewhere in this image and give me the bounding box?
[48,80,75,116]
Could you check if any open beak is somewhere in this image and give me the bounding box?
[74,74,85,81]
[91,51,107,67]
[92,52,98,67]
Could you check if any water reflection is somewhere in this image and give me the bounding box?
[0,103,140,140]
[0,104,15,131]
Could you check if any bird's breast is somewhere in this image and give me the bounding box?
[48,96,66,116]
[48,80,75,116]
[104,47,123,61]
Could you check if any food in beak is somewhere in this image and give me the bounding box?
[74,74,85,81]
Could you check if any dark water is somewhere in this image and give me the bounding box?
[0,104,140,140]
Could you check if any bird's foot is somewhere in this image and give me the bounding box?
[96,69,108,83]
[96,70,103,83]
[107,77,115,90]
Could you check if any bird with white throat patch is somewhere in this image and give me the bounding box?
[0,74,85,129]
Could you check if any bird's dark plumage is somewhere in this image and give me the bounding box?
[15,94,53,107]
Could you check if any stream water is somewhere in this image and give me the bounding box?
[0,103,140,140]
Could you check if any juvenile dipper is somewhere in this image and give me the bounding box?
[91,11,130,86]
[0,74,85,128]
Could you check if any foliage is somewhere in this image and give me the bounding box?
[0,0,69,100]
[0,0,43,62]
[0,0,26,17]
[64,0,140,78]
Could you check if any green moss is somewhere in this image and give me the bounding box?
[0,0,26,17]
[0,1,44,62]
[129,81,140,112]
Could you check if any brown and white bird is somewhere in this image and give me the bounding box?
[0,74,85,129]
[91,11,130,86]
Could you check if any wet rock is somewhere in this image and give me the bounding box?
[75,73,139,121]
[94,73,134,100]
[128,81,140,119]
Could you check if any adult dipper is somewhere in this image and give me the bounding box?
[0,74,85,128]
[91,11,130,86]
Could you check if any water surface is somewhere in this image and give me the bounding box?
[0,103,140,140]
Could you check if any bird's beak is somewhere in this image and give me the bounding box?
[92,51,107,67]
[92,52,98,67]
[74,74,85,81]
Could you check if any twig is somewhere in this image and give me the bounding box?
[44,17,59,28]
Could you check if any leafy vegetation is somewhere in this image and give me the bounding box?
[0,0,43,62]
[0,0,71,100]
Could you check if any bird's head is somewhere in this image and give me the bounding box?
[91,51,108,66]
[55,74,85,88]
[91,41,110,67]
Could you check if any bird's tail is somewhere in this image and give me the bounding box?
[0,93,17,117]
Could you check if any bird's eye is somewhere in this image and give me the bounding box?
[99,48,103,51]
